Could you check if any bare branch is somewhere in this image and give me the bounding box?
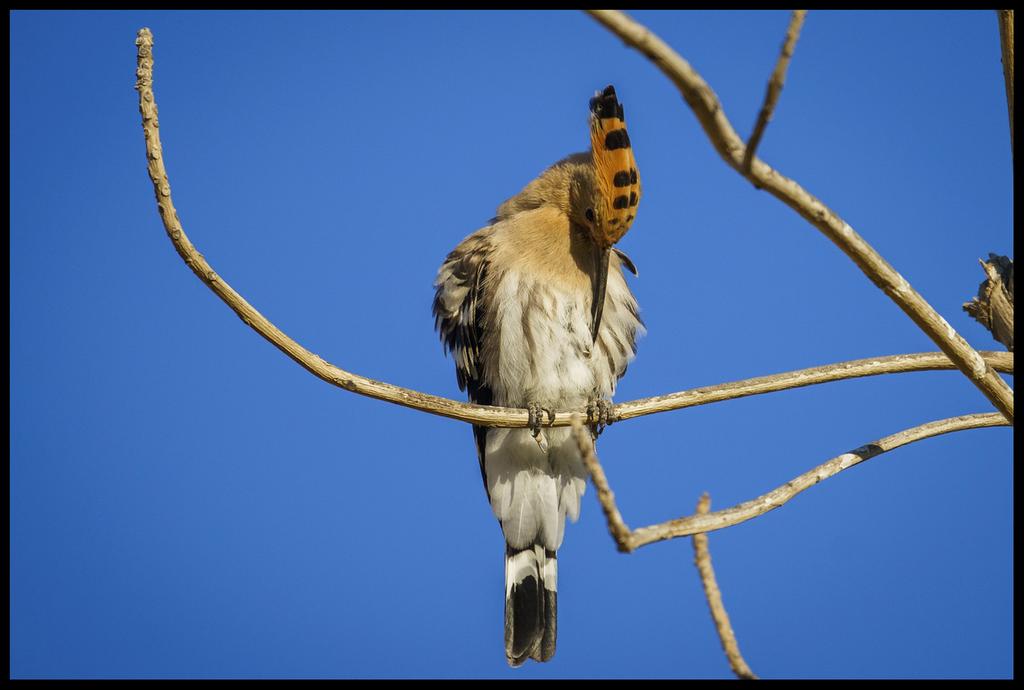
[997,10,1014,153]
[137,28,1013,431]
[135,28,532,429]
[743,10,807,172]
[571,415,634,552]
[575,412,1007,552]
[614,351,1012,423]
[585,10,1015,423]
[964,255,1014,351]
[629,413,1008,548]
[692,494,758,680]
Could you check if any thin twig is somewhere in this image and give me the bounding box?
[997,10,1014,154]
[571,415,634,552]
[577,412,1007,552]
[743,10,807,172]
[585,10,1015,423]
[692,494,758,680]
[136,28,1014,430]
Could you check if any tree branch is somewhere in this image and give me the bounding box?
[573,412,1008,552]
[692,494,758,680]
[614,351,1012,423]
[135,28,526,429]
[997,10,1014,154]
[743,9,807,172]
[136,28,1013,431]
[585,10,1014,423]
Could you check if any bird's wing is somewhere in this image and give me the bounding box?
[433,226,497,490]
[602,249,644,387]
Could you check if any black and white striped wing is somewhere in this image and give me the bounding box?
[432,227,496,487]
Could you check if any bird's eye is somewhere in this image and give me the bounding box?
[585,208,595,223]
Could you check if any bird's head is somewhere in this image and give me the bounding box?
[579,85,641,249]
[576,84,641,342]
[493,85,641,343]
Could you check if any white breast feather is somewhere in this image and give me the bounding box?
[483,249,641,551]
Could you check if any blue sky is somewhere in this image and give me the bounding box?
[10,10,1012,679]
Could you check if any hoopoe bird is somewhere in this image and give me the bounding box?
[433,85,643,666]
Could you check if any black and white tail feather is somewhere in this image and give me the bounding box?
[505,544,558,665]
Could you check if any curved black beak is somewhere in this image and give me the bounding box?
[590,245,611,343]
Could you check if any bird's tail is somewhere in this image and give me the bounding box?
[504,543,557,666]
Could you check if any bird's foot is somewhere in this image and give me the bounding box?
[586,398,616,436]
[527,402,555,454]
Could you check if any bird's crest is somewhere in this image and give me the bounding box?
[588,85,640,247]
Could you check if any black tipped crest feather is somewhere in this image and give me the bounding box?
[588,84,641,248]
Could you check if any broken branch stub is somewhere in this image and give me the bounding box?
[964,254,1014,352]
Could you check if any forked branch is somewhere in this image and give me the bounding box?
[586,10,1014,423]
[743,10,807,171]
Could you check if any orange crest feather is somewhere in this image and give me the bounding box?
[589,85,640,247]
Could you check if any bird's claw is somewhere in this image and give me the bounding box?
[527,402,555,454]
[586,398,615,436]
